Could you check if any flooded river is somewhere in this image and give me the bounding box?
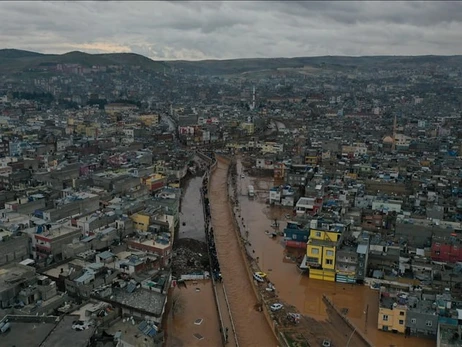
[179,176,206,242]
[209,158,277,347]
[236,159,435,347]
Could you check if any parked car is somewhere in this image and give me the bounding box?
[72,320,91,331]
[253,273,265,283]
[255,272,267,278]
[270,303,283,311]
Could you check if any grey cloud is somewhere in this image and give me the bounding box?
[0,1,462,60]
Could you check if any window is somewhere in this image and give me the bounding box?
[399,311,405,316]
[383,315,389,321]
[435,250,441,255]
[292,234,297,240]
[411,318,416,324]
[326,250,334,257]
[326,259,333,265]
[312,248,319,255]
[426,321,432,327]
[399,320,404,325]
[315,231,321,237]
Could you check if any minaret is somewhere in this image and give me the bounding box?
[252,85,256,110]
[392,115,397,151]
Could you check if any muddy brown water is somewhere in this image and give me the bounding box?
[236,159,435,347]
[166,280,221,347]
[209,158,278,347]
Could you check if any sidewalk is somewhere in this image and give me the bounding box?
[215,281,238,347]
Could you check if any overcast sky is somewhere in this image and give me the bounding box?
[1,1,462,60]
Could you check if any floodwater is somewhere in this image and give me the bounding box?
[209,158,277,347]
[165,280,221,347]
[236,159,436,347]
[179,176,206,242]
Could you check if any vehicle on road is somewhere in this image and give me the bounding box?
[255,271,267,278]
[253,272,265,283]
[270,303,283,311]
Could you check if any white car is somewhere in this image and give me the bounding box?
[253,273,265,283]
[241,174,245,178]
[72,320,91,331]
[270,303,283,312]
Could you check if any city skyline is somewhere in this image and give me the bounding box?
[1,1,462,60]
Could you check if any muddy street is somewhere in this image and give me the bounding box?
[209,157,277,347]
[235,158,436,347]
[165,280,221,347]
[179,176,206,242]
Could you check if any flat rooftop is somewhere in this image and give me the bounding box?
[0,320,57,347]
[111,287,166,317]
[40,315,96,347]
[0,264,35,292]
[44,259,89,278]
[134,238,171,250]
[37,225,81,239]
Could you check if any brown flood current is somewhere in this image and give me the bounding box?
[235,159,436,347]
[209,158,278,347]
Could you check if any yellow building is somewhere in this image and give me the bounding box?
[306,228,341,282]
[304,155,319,165]
[130,212,151,232]
[141,173,167,192]
[139,114,159,127]
[240,122,255,135]
[85,125,99,138]
[378,300,407,333]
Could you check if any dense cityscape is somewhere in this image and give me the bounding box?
[1,5,462,347]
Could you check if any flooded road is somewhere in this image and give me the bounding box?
[166,280,221,347]
[236,159,436,347]
[209,158,277,347]
[179,176,205,242]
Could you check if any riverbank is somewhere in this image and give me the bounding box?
[209,156,277,347]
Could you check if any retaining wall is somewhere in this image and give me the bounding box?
[221,156,286,346]
[322,295,373,347]
[199,153,231,346]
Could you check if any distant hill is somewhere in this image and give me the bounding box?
[0,49,166,73]
[165,55,462,75]
[1,49,462,76]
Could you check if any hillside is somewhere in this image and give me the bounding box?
[0,49,166,73]
[165,55,462,75]
[1,49,462,76]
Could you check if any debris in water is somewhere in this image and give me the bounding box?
[193,333,204,340]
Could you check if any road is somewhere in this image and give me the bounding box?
[209,157,277,347]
